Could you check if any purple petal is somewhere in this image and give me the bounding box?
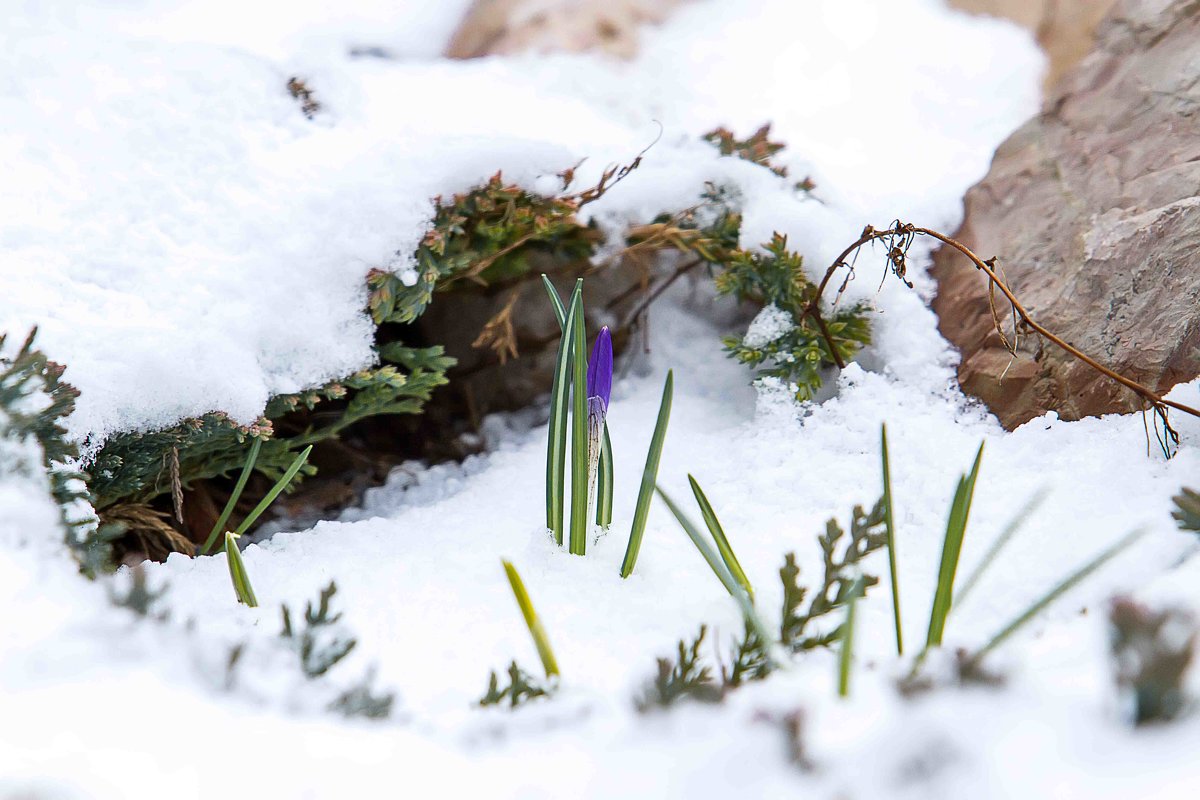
[586,325,613,412]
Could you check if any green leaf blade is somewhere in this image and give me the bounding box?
[620,370,673,578]
[502,559,560,678]
[688,474,753,601]
[596,423,613,528]
[568,280,589,555]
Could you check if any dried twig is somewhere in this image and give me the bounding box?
[804,222,1200,453]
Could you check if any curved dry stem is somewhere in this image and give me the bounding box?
[802,222,1199,452]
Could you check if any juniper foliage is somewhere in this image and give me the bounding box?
[717,235,871,401]
[0,329,107,574]
[780,499,887,652]
[280,581,358,679]
[479,661,553,709]
[636,625,724,711]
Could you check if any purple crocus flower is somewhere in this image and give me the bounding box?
[586,325,613,423]
[586,326,613,502]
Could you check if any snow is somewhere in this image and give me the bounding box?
[6,0,1200,797]
[741,303,795,348]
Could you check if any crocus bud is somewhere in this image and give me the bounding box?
[586,326,613,418]
[585,327,613,516]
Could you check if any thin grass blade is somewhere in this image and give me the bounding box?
[224,531,258,607]
[925,442,984,648]
[954,487,1050,610]
[881,424,903,655]
[596,423,613,527]
[233,445,313,537]
[837,575,867,698]
[501,559,560,678]
[965,528,1147,668]
[545,281,582,544]
[688,474,753,600]
[568,282,589,555]
[620,370,673,577]
[201,437,262,555]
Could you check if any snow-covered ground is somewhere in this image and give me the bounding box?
[4,1,1199,797]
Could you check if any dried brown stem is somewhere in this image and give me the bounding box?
[802,222,1200,442]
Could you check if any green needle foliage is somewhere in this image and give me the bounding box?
[544,280,582,545]
[0,328,105,575]
[964,529,1147,669]
[636,625,723,711]
[480,661,553,709]
[837,576,867,698]
[926,443,984,648]
[881,424,902,655]
[224,532,258,607]
[717,234,870,402]
[689,475,753,600]
[596,424,613,528]
[780,500,887,653]
[501,560,560,679]
[280,581,357,678]
[620,370,673,578]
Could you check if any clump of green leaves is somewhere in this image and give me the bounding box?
[717,235,871,401]
[479,661,554,709]
[280,581,358,678]
[780,499,887,652]
[636,625,724,712]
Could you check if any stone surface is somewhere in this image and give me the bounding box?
[950,0,1116,88]
[932,0,1200,430]
[445,0,685,60]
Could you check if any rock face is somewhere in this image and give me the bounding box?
[445,0,685,60]
[950,0,1116,89]
[931,0,1200,430]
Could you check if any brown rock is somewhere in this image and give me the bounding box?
[950,0,1116,89]
[932,0,1200,430]
[445,0,685,60]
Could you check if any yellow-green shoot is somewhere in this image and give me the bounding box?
[502,560,560,679]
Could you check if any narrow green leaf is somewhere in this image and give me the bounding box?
[656,484,774,652]
[568,280,589,555]
[596,423,613,528]
[225,531,258,607]
[881,424,903,655]
[837,575,867,698]
[954,487,1050,610]
[201,437,262,555]
[655,485,741,597]
[545,281,582,545]
[688,475,753,601]
[541,273,567,330]
[620,370,673,578]
[965,528,1147,668]
[502,560,560,678]
[233,445,313,537]
[925,442,984,648]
